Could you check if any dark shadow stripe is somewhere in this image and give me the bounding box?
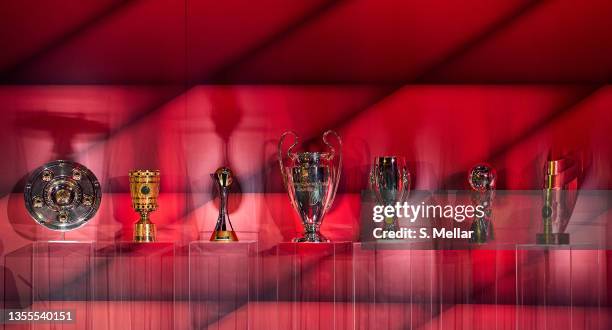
[415,0,544,82]
[0,0,138,83]
[488,85,603,162]
[206,0,347,83]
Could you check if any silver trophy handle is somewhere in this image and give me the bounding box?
[278,130,299,189]
[400,166,411,202]
[322,130,342,212]
[369,165,376,191]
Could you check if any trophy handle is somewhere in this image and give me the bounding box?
[368,164,376,190]
[400,166,411,202]
[322,130,342,212]
[278,130,299,189]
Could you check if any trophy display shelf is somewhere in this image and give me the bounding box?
[188,241,258,329]
[353,241,415,329]
[96,241,176,330]
[272,242,353,330]
[353,241,512,329]
[515,244,604,330]
[31,240,95,329]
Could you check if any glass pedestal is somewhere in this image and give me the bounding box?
[273,242,353,330]
[188,241,258,330]
[516,244,604,330]
[353,242,416,330]
[31,241,94,329]
[96,242,175,330]
[353,242,514,329]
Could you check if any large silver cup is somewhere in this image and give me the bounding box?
[278,130,342,242]
[370,156,410,232]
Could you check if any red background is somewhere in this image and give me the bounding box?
[1,1,611,329]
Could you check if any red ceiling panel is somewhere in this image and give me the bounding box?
[2,1,610,83]
[223,0,531,83]
[186,0,330,82]
[4,0,186,83]
[0,0,123,73]
[424,0,612,83]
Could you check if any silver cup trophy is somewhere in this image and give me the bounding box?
[468,163,496,243]
[370,156,411,233]
[278,130,342,242]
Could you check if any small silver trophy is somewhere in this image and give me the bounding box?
[24,160,101,231]
[370,156,410,233]
[278,130,342,242]
[468,163,496,243]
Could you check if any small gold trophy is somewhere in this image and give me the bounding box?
[129,169,160,242]
[210,167,238,242]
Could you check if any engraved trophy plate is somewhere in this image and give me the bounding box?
[24,160,101,231]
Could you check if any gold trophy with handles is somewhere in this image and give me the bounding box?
[129,169,160,242]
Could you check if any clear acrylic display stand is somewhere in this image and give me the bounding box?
[31,240,94,329]
[273,242,353,330]
[353,241,513,329]
[464,246,515,330]
[353,242,415,330]
[99,242,175,330]
[188,241,258,329]
[516,244,604,330]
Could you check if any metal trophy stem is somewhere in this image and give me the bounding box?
[278,130,342,243]
[468,164,496,243]
[129,169,160,243]
[370,156,410,234]
[210,167,238,242]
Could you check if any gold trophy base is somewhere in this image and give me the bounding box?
[536,232,569,245]
[134,222,156,243]
[210,230,239,242]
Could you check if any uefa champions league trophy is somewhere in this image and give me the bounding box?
[278,130,342,242]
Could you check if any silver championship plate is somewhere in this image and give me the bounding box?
[278,130,342,242]
[24,160,101,231]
